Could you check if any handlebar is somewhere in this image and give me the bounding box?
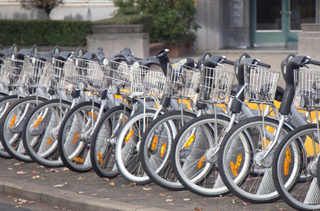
[222,59,234,66]
[255,61,271,68]
[308,59,320,66]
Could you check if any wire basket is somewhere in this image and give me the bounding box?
[294,68,320,109]
[244,64,279,103]
[9,56,30,87]
[28,58,53,89]
[76,60,108,92]
[104,60,131,96]
[0,58,11,86]
[52,58,76,90]
[130,65,166,98]
[200,66,235,103]
[165,62,201,99]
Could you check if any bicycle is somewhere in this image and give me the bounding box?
[272,57,320,210]
[217,55,314,203]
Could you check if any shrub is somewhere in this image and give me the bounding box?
[0,20,92,46]
[113,0,200,46]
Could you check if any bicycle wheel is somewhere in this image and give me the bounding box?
[91,105,132,178]
[273,124,320,211]
[172,114,231,196]
[140,110,196,191]
[218,116,292,203]
[115,110,156,185]
[22,99,71,167]
[0,96,47,162]
[0,95,22,158]
[58,101,103,173]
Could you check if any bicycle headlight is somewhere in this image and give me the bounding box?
[103,58,109,66]
[133,61,140,69]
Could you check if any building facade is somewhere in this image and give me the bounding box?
[195,0,319,51]
[0,0,319,50]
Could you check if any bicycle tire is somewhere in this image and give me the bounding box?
[273,124,320,211]
[90,105,132,178]
[0,95,23,158]
[115,110,157,185]
[58,101,103,173]
[140,110,196,191]
[218,116,292,203]
[172,114,231,196]
[0,96,47,162]
[22,99,71,167]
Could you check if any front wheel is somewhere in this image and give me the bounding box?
[273,124,320,211]
[22,99,71,167]
[91,105,132,178]
[140,110,196,191]
[58,101,102,173]
[0,96,47,162]
[115,110,156,185]
[172,114,231,196]
[218,116,292,203]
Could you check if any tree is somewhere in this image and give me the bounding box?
[20,0,63,18]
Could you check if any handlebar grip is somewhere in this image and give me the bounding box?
[223,59,234,66]
[256,62,271,68]
[308,59,320,66]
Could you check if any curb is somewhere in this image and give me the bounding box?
[0,178,168,211]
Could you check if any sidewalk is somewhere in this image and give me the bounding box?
[0,158,295,211]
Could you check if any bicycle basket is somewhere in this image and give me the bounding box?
[165,62,201,98]
[52,58,75,90]
[10,56,30,87]
[201,66,235,103]
[104,60,131,96]
[294,68,320,109]
[130,64,166,98]
[0,58,11,86]
[76,60,108,92]
[244,64,279,103]
[28,58,53,89]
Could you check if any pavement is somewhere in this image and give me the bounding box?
[0,49,301,211]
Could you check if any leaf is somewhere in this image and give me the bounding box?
[16,171,27,175]
[78,191,83,194]
[169,203,175,206]
[62,168,69,171]
[8,168,13,170]
[129,182,136,186]
[102,178,109,181]
[31,170,40,174]
[231,199,236,203]
[110,182,115,186]
[14,162,24,166]
[50,169,59,173]
[90,193,97,196]
[32,175,41,179]
[121,185,126,187]
[191,208,202,211]
[166,199,174,202]
[159,193,168,197]
[183,198,191,201]
[143,187,152,190]
[128,194,137,197]
[53,184,65,188]
[77,176,85,180]
[243,201,251,206]
[15,205,22,208]
[98,188,106,192]
[35,165,44,168]
[277,209,287,211]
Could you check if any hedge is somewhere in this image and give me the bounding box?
[0,20,92,46]
[0,14,153,46]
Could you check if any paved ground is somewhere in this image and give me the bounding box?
[0,158,296,211]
